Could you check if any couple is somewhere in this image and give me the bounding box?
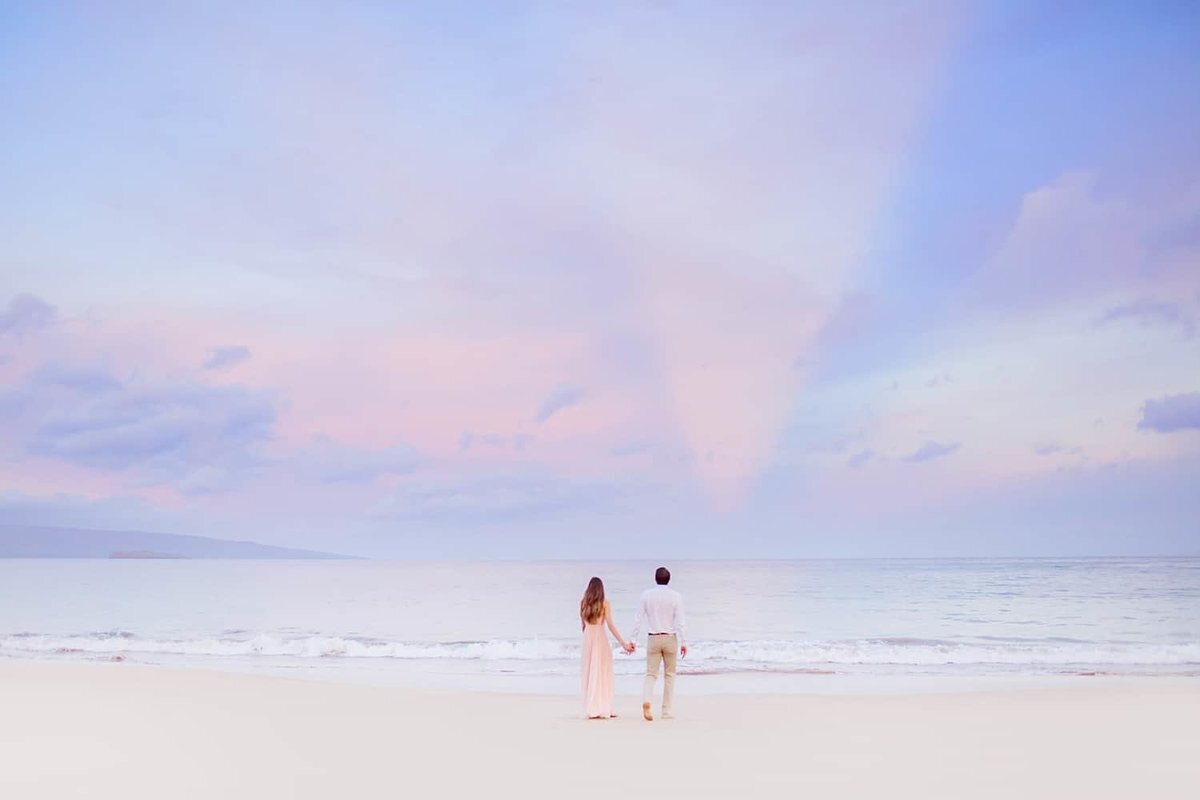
[579,566,687,721]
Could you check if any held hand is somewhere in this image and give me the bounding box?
[623,642,635,654]
[680,644,688,658]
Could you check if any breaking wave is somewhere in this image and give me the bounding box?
[3,631,1198,672]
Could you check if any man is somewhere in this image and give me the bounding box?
[629,566,687,721]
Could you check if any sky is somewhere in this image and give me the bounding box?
[1,2,1198,558]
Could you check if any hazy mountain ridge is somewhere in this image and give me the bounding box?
[0,526,351,559]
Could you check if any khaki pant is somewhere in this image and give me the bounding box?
[643,634,678,714]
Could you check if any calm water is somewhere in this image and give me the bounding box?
[1,558,1197,693]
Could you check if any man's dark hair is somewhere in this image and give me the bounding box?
[655,566,670,585]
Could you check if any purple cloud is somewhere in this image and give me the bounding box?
[15,364,275,489]
[1138,392,1200,433]
[203,345,251,370]
[903,441,961,463]
[847,449,874,469]
[32,384,273,470]
[30,363,123,393]
[535,384,585,423]
[1099,299,1194,337]
[0,294,56,337]
[973,171,1181,310]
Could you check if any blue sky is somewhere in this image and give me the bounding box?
[1,2,1197,557]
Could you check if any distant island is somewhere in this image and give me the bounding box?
[0,525,352,559]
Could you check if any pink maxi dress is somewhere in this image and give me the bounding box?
[581,619,615,718]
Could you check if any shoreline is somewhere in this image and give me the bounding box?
[6,654,1197,696]
[3,663,1198,799]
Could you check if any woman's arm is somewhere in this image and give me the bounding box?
[605,602,630,651]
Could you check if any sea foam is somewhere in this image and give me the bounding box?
[3,631,1198,673]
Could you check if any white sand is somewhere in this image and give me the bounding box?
[1,664,1197,799]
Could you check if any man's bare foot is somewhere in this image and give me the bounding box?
[642,702,653,721]
[661,711,675,720]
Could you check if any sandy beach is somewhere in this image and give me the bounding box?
[2,664,1196,799]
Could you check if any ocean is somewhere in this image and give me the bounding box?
[2,557,1197,694]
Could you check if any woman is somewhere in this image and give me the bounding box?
[579,576,631,719]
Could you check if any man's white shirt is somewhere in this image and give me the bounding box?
[630,585,686,645]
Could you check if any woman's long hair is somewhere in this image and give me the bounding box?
[580,577,605,625]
